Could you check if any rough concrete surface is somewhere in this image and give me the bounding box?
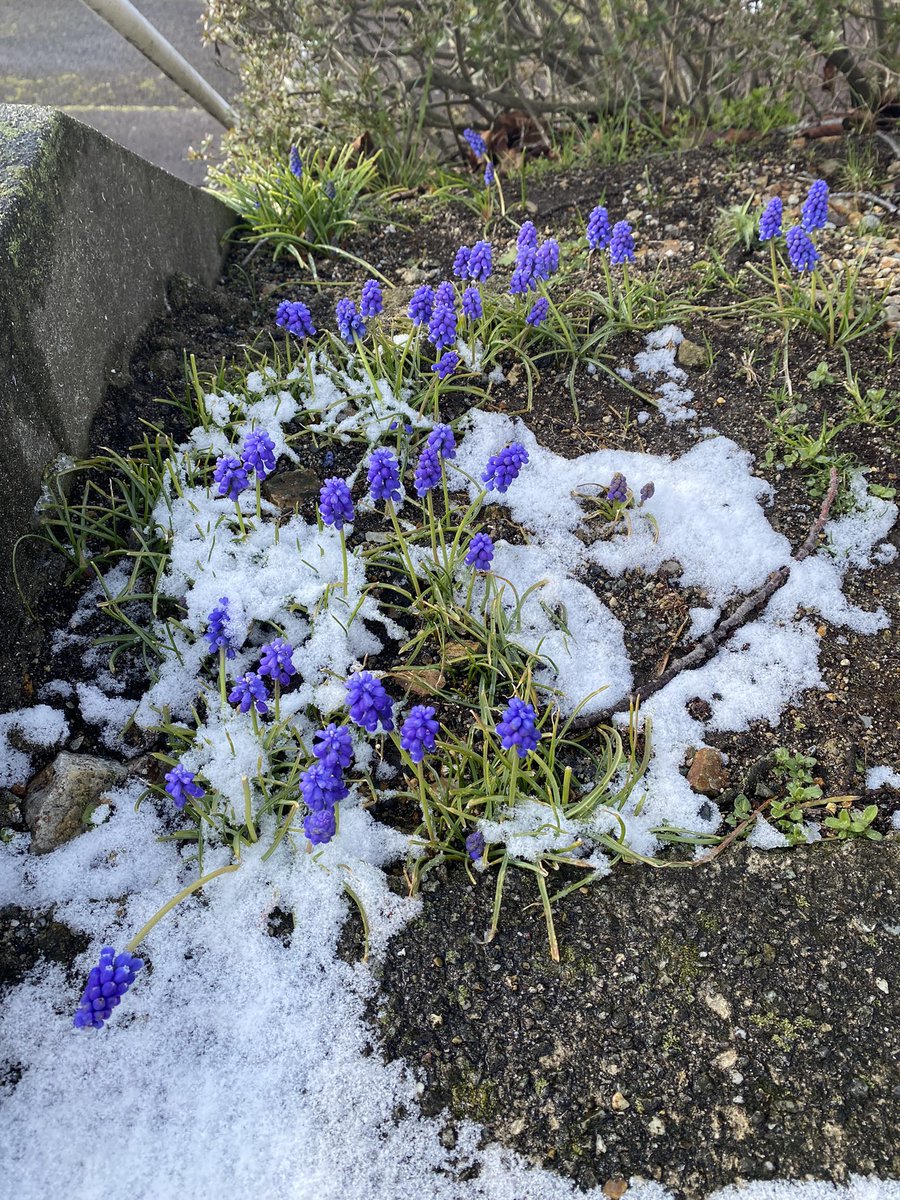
[0,103,231,709]
[372,841,900,1198]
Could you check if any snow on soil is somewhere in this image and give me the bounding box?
[1,345,897,1199]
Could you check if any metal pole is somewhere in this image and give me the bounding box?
[77,0,238,129]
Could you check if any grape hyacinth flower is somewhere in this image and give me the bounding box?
[323,180,337,201]
[242,429,277,479]
[517,221,538,252]
[526,297,549,327]
[509,257,536,295]
[304,805,337,846]
[466,830,486,861]
[465,531,494,571]
[320,477,355,528]
[229,672,269,715]
[468,240,493,282]
[427,424,456,459]
[164,763,204,811]
[289,145,303,179]
[428,304,457,351]
[786,225,819,273]
[609,221,635,265]
[346,670,394,733]
[408,284,434,326]
[414,444,443,496]
[205,598,236,658]
[607,472,628,503]
[463,128,487,158]
[300,761,348,811]
[801,179,829,232]
[462,286,483,321]
[758,196,783,242]
[453,246,472,278]
[213,455,250,501]
[482,442,529,493]
[535,239,559,280]
[360,279,384,319]
[639,481,655,506]
[323,449,335,469]
[313,723,354,771]
[73,947,144,1030]
[586,205,612,251]
[258,638,296,686]
[400,705,439,763]
[431,351,459,381]
[496,697,540,757]
[435,281,456,309]
[367,447,402,505]
[484,162,495,187]
[275,299,316,338]
[336,297,366,344]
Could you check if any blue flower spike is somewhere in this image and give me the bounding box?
[242,430,277,480]
[205,598,237,659]
[360,279,384,319]
[586,206,611,251]
[73,946,144,1030]
[213,455,250,501]
[465,532,494,571]
[801,179,829,232]
[609,221,635,265]
[275,300,316,338]
[228,672,269,715]
[346,670,394,734]
[400,705,439,763]
[607,472,628,503]
[312,724,354,771]
[320,477,355,529]
[414,444,443,497]
[336,298,366,344]
[482,442,529,493]
[431,351,459,381]
[427,424,456,460]
[258,638,296,686]
[164,764,204,811]
[367,447,402,505]
[496,697,540,758]
[786,226,819,273]
[758,197,783,242]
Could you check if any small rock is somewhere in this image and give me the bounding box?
[611,1090,630,1111]
[658,559,683,580]
[676,338,707,368]
[25,753,127,854]
[262,468,321,510]
[687,747,730,796]
[603,1179,629,1198]
[400,267,423,285]
[820,158,842,178]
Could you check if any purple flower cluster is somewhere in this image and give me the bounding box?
[609,221,636,265]
[586,205,612,251]
[535,239,559,280]
[276,300,316,338]
[400,705,439,763]
[427,424,456,459]
[360,279,384,318]
[482,442,529,493]
[164,763,204,811]
[510,223,559,295]
[607,472,628,503]
[454,240,492,283]
[289,145,303,179]
[431,350,459,380]
[242,430,276,479]
[301,761,348,812]
[346,670,394,733]
[73,946,144,1030]
[496,697,539,758]
[229,672,269,715]
[258,638,296,686]
[408,284,434,326]
[462,286,483,320]
[463,128,487,158]
[428,302,457,350]
[786,226,819,273]
[368,447,402,504]
[205,597,237,658]
[465,531,494,571]
[320,477,355,528]
[801,179,829,232]
[526,297,549,327]
[414,444,443,496]
[453,246,471,278]
[213,455,250,501]
[484,162,495,187]
[336,297,366,343]
[758,197,783,242]
[758,181,827,273]
[435,281,456,309]
[313,723,354,771]
[465,829,486,861]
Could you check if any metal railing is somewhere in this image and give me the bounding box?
[78,0,237,128]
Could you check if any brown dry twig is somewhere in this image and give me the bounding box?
[571,467,840,731]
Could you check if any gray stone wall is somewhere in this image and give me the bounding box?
[0,104,231,709]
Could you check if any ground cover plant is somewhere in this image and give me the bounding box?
[2,129,899,1200]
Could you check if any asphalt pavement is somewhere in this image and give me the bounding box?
[0,0,239,184]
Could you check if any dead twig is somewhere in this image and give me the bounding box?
[571,467,840,731]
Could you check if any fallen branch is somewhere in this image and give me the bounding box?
[572,467,840,731]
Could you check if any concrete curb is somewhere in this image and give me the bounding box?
[0,103,232,708]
